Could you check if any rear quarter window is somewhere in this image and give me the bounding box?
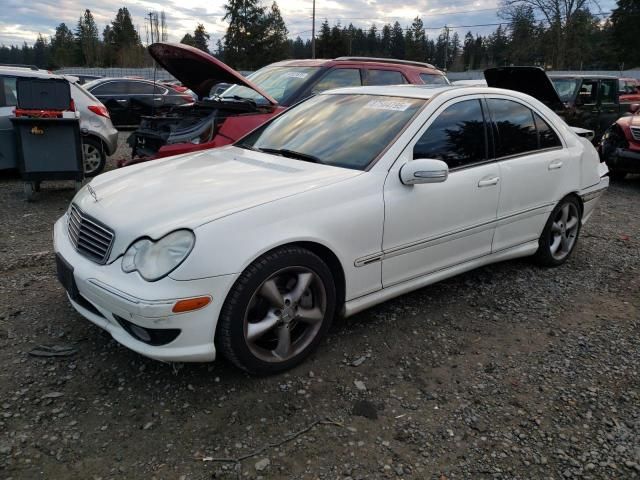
[0,76,17,107]
[420,73,449,85]
[364,69,407,86]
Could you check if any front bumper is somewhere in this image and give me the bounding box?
[53,216,238,362]
[609,147,640,173]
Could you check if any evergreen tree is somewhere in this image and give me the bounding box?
[406,17,426,61]
[109,7,143,67]
[193,24,210,52]
[262,2,288,62]
[51,23,76,68]
[180,33,196,46]
[223,0,267,68]
[76,9,100,66]
[390,21,405,59]
[33,34,49,68]
[611,0,640,68]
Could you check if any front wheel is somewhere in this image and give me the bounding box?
[216,246,336,375]
[534,197,582,267]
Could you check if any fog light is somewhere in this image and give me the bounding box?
[129,324,152,343]
[172,296,211,313]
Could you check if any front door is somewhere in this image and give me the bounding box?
[382,97,500,287]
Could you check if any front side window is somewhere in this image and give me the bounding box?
[0,76,17,107]
[240,94,424,170]
[222,66,320,105]
[488,98,538,157]
[365,69,406,86]
[413,99,487,169]
[599,79,617,104]
[420,73,449,85]
[312,68,361,92]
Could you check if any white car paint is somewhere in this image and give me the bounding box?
[53,85,609,363]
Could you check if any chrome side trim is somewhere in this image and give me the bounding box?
[354,202,553,266]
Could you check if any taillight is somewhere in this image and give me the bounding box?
[88,105,110,118]
[180,94,195,102]
[69,99,76,112]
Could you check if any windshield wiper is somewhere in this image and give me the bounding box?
[258,148,325,164]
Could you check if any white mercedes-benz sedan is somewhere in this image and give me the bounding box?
[54,85,609,374]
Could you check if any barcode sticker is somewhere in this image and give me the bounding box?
[364,100,412,111]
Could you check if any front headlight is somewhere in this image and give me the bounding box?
[121,230,195,281]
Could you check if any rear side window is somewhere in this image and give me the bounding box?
[312,68,361,93]
[127,82,165,95]
[0,76,17,107]
[488,99,538,157]
[420,73,449,85]
[90,81,129,95]
[534,112,562,149]
[599,79,617,103]
[365,69,407,86]
[413,99,487,169]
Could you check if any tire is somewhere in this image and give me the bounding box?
[216,246,336,375]
[23,182,35,202]
[82,137,106,177]
[534,196,582,267]
[609,169,627,181]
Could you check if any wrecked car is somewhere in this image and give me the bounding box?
[124,43,450,166]
[599,103,640,180]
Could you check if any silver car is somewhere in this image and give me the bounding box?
[0,66,118,176]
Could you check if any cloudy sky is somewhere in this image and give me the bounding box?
[0,0,617,48]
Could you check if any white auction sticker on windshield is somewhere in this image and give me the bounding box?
[283,72,309,79]
[364,100,412,111]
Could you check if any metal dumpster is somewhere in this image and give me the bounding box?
[10,77,84,200]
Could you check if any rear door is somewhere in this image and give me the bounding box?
[598,78,623,132]
[90,81,130,126]
[0,75,18,169]
[487,96,575,251]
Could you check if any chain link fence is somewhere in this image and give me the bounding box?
[55,67,176,81]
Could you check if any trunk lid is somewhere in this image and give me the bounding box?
[484,66,564,110]
[148,42,277,105]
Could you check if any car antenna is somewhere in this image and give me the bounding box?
[152,56,157,116]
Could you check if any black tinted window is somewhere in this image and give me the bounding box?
[365,69,406,86]
[420,73,448,85]
[0,76,17,107]
[128,82,162,94]
[534,112,562,149]
[488,99,538,157]
[413,99,486,169]
[599,79,617,103]
[312,69,361,92]
[90,81,128,95]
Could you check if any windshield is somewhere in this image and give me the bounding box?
[552,78,580,102]
[221,65,320,105]
[239,93,425,170]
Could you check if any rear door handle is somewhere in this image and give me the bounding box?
[115,99,128,103]
[548,160,563,170]
[478,176,500,187]
[153,97,162,101]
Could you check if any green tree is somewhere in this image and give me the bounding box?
[611,0,640,68]
[76,9,100,66]
[109,7,143,66]
[32,34,49,68]
[262,2,288,62]
[50,23,76,67]
[180,33,196,46]
[223,0,267,69]
[406,17,426,61]
[193,24,210,52]
[390,21,405,59]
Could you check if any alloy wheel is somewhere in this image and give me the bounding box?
[243,266,327,363]
[83,143,102,175]
[549,202,580,261]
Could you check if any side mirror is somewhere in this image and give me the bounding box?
[630,103,640,113]
[400,158,449,185]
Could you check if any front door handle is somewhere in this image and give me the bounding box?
[115,99,128,103]
[548,160,563,170]
[478,176,500,187]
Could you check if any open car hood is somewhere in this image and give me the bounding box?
[148,42,277,105]
[484,66,564,110]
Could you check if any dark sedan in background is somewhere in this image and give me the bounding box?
[84,78,194,127]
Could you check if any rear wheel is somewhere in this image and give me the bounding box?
[216,246,336,375]
[82,137,106,177]
[534,196,582,267]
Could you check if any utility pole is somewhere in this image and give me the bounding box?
[311,0,316,59]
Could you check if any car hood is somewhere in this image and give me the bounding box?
[74,147,361,261]
[484,66,564,110]
[148,42,277,104]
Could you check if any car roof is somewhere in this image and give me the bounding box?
[321,84,514,99]
[550,74,618,80]
[0,67,63,79]
[268,57,445,74]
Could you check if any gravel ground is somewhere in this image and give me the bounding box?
[0,141,638,479]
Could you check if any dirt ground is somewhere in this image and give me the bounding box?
[0,145,638,479]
